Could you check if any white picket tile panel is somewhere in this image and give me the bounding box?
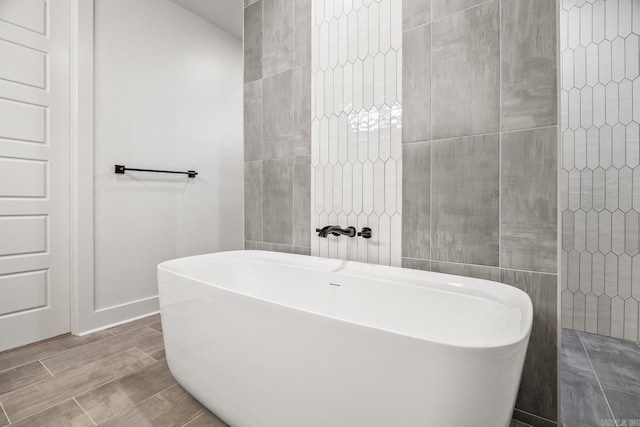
[562,0,640,341]
[311,0,402,266]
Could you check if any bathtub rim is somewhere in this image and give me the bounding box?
[158,250,534,351]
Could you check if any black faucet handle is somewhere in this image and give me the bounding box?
[358,227,372,239]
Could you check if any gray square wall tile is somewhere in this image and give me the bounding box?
[403,0,431,31]
[293,246,311,256]
[263,70,294,159]
[431,261,500,281]
[431,1,500,139]
[244,80,263,162]
[500,269,558,423]
[431,135,500,266]
[263,158,293,245]
[245,241,263,250]
[244,2,262,83]
[402,258,431,271]
[293,155,311,247]
[432,0,494,25]
[501,127,558,273]
[402,142,431,259]
[262,242,294,253]
[402,24,431,143]
[294,64,312,156]
[501,0,557,131]
[294,0,311,66]
[263,0,293,77]
[244,162,263,242]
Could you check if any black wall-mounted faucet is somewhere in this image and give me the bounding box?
[358,227,372,239]
[316,226,356,238]
[316,226,373,239]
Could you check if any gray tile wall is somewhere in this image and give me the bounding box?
[401,1,559,425]
[244,0,312,255]
[561,0,640,343]
[245,0,560,424]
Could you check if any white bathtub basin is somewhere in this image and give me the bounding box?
[158,250,533,427]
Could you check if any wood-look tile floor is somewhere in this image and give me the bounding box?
[0,314,227,427]
[8,316,636,426]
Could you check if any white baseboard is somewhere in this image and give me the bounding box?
[76,296,160,336]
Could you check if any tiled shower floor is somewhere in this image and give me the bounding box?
[562,329,640,427]
[1,316,639,426]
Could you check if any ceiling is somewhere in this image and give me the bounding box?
[169,0,243,39]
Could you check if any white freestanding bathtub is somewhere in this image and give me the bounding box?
[158,250,533,427]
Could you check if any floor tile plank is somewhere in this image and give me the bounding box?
[42,327,161,375]
[561,365,613,424]
[9,400,94,427]
[561,329,592,375]
[603,387,640,421]
[580,332,640,395]
[137,337,166,361]
[76,360,177,424]
[0,348,154,423]
[182,410,228,427]
[108,314,161,336]
[0,361,51,396]
[0,404,8,427]
[0,331,113,373]
[98,384,203,427]
[149,322,163,333]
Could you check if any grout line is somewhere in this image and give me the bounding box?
[428,124,559,145]
[593,380,640,400]
[73,397,97,426]
[430,0,497,25]
[512,407,557,427]
[180,412,204,427]
[39,360,54,377]
[134,346,159,363]
[577,331,618,424]
[179,409,207,427]
[498,0,502,272]
[0,400,10,424]
[400,256,557,277]
[244,158,266,165]
[429,4,433,263]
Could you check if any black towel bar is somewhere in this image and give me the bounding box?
[114,164,198,178]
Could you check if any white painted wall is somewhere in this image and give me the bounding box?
[93,0,243,313]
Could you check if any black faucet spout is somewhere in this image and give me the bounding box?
[316,225,357,238]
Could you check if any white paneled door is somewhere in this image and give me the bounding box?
[0,0,71,351]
